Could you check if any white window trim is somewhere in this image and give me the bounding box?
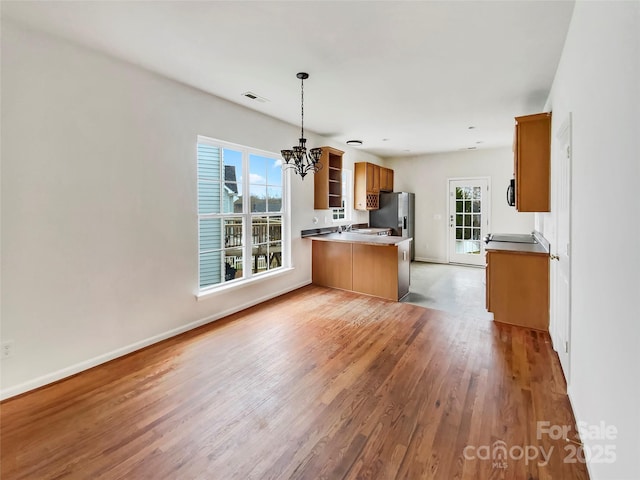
[196,135,290,294]
[196,266,296,301]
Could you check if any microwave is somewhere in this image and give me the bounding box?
[507,179,515,207]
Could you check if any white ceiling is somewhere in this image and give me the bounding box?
[2,1,575,158]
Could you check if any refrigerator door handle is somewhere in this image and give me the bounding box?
[403,216,408,230]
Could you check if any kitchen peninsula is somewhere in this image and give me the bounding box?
[306,231,412,301]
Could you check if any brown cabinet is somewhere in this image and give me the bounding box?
[311,240,352,290]
[312,237,411,301]
[514,112,551,212]
[486,250,549,330]
[354,162,395,210]
[314,147,344,210]
[379,167,394,192]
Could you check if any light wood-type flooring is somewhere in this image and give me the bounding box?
[1,285,589,479]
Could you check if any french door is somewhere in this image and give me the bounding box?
[448,178,489,266]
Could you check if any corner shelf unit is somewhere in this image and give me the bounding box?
[314,147,344,210]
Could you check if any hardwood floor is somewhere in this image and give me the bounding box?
[1,285,589,479]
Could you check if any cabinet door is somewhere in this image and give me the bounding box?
[385,168,393,192]
[354,162,368,210]
[486,250,549,330]
[312,241,352,290]
[366,163,380,193]
[355,162,382,210]
[380,167,394,192]
[514,113,551,212]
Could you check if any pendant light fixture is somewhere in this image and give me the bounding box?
[281,72,322,179]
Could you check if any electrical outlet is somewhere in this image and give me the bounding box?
[1,340,15,359]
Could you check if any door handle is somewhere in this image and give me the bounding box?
[550,254,560,261]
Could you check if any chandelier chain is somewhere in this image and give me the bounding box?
[300,76,304,139]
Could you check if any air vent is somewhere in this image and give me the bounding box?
[241,92,269,103]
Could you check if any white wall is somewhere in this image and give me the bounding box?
[0,21,380,398]
[543,2,640,479]
[388,147,534,262]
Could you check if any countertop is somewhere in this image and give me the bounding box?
[309,232,412,246]
[485,233,550,255]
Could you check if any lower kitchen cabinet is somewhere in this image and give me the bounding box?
[486,250,549,330]
[311,241,352,291]
[352,242,410,301]
[311,236,411,301]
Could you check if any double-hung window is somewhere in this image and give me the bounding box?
[197,136,286,291]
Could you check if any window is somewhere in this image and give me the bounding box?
[197,136,286,290]
[332,169,352,221]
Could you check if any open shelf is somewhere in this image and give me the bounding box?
[314,147,344,210]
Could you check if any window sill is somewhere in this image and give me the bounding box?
[196,266,295,301]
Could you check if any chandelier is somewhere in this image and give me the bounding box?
[281,72,322,179]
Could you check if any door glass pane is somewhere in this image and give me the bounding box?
[464,215,471,227]
[473,214,480,228]
[456,201,463,213]
[464,201,471,213]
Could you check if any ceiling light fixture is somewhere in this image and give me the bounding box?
[346,140,363,146]
[281,72,322,179]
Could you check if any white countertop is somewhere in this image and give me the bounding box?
[309,232,412,246]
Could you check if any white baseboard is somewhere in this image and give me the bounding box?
[0,280,311,401]
[566,385,596,480]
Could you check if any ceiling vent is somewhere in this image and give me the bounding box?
[242,92,269,103]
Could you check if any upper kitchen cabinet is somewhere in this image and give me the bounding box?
[514,112,551,212]
[354,162,380,210]
[379,166,394,192]
[314,147,344,210]
[354,162,395,210]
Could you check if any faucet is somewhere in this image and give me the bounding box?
[344,224,353,232]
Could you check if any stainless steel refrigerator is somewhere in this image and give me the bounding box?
[370,192,415,261]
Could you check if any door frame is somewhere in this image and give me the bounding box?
[550,114,572,384]
[447,176,491,266]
